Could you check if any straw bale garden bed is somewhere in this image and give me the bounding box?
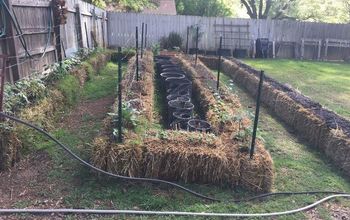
[92,51,274,193]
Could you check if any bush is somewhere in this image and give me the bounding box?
[160,32,183,50]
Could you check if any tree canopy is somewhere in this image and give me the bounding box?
[85,0,350,23]
[238,0,350,23]
[175,0,233,17]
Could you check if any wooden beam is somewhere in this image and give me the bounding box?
[11,0,50,8]
[75,4,84,49]
[17,46,56,58]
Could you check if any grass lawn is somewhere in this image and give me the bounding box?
[242,59,350,120]
[9,62,350,219]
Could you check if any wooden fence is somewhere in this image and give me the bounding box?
[0,0,107,83]
[108,12,350,61]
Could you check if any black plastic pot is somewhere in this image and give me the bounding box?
[187,119,211,133]
[155,55,171,60]
[170,112,192,130]
[168,100,194,125]
[156,60,173,74]
[162,68,184,73]
[166,94,191,102]
[160,72,185,81]
[165,78,192,93]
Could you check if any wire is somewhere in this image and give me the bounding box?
[0,195,349,217]
[0,112,349,204]
[0,0,32,58]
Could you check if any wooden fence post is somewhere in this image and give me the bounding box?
[52,1,63,64]
[75,4,84,49]
[101,12,106,48]
[4,0,20,81]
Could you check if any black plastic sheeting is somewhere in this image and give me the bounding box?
[155,56,211,132]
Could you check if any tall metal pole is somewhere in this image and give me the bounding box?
[141,22,144,58]
[136,26,139,81]
[145,24,148,49]
[195,26,199,66]
[186,26,189,54]
[117,47,123,143]
[216,36,223,91]
[250,70,264,159]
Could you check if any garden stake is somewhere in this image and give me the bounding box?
[117,47,123,143]
[84,22,90,48]
[141,22,144,58]
[0,55,7,120]
[186,26,189,54]
[250,70,264,159]
[136,26,139,81]
[195,26,199,66]
[216,36,223,91]
[145,23,148,49]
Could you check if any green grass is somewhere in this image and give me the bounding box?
[16,61,350,219]
[57,74,81,106]
[83,62,121,100]
[242,59,350,120]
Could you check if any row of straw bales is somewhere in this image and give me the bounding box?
[0,52,112,170]
[199,55,350,177]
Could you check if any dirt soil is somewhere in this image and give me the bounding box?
[61,97,115,130]
[230,57,350,138]
[0,97,114,220]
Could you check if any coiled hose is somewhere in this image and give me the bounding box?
[0,112,348,204]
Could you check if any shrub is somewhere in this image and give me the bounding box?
[160,32,183,50]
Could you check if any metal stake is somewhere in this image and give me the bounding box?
[216,36,223,90]
[136,26,139,81]
[141,23,144,58]
[186,26,189,54]
[117,47,123,143]
[250,71,264,159]
[195,26,199,66]
[145,24,148,49]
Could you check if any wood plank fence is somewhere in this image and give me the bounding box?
[0,0,107,83]
[1,6,350,83]
[108,12,350,61]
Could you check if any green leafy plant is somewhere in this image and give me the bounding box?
[3,78,47,113]
[152,43,160,56]
[110,102,140,138]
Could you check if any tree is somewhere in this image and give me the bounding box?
[240,0,296,19]
[344,0,350,22]
[176,0,232,17]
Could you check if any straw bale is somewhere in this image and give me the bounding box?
[0,130,21,170]
[324,130,350,168]
[239,143,274,192]
[143,131,232,184]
